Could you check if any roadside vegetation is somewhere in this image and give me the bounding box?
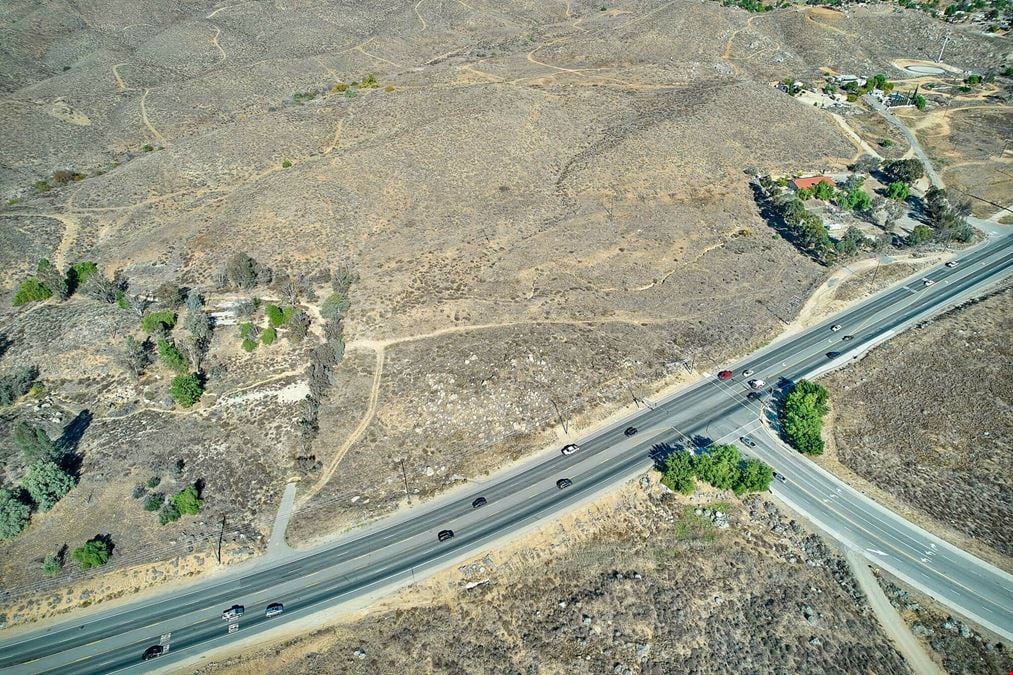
[658,444,773,495]
[780,380,830,455]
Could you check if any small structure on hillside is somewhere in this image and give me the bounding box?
[789,176,836,192]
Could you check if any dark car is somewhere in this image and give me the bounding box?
[774,472,787,483]
[438,529,454,542]
[471,496,487,509]
[746,391,765,401]
[265,602,284,618]
[717,370,733,381]
[841,335,854,341]
[556,478,573,489]
[221,604,244,621]
[142,645,164,661]
[624,426,638,436]
[826,351,841,359]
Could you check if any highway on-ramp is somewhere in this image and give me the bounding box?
[1,233,1011,673]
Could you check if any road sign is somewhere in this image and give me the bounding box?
[228,623,239,634]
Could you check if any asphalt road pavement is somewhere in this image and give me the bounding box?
[1,233,1011,673]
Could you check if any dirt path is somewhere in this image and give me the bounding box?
[355,44,401,68]
[830,112,883,160]
[210,26,227,62]
[50,213,80,270]
[847,550,944,675]
[111,63,130,91]
[413,0,428,32]
[140,88,168,146]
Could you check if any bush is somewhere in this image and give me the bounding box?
[170,374,203,408]
[261,327,277,346]
[142,310,177,334]
[23,461,76,510]
[72,537,111,569]
[265,304,288,326]
[67,261,98,294]
[0,489,31,540]
[239,322,255,338]
[879,138,893,147]
[143,493,164,511]
[735,458,773,495]
[320,292,350,319]
[41,552,62,577]
[122,336,152,378]
[159,502,181,525]
[883,158,924,184]
[13,278,52,306]
[242,338,258,352]
[36,259,68,300]
[12,422,61,463]
[157,339,188,373]
[282,160,292,168]
[287,309,311,343]
[660,451,695,494]
[146,476,161,488]
[907,224,934,246]
[780,380,829,455]
[132,483,147,499]
[0,366,39,406]
[886,181,910,201]
[173,485,203,516]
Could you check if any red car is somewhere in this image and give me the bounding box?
[717,370,733,381]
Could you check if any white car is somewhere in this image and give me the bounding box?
[747,379,766,390]
[561,443,580,456]
[741,369,754,377]
[830,324,842,332]
[946,261,959,268]
[922,278,935,286]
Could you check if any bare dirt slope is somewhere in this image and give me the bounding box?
[823,287,1012,558]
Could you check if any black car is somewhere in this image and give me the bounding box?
[438,529,454,542]
[471,496,487,509]
[556,478,573,489]
[826,351,841,359]
[746,391,761,401]
[841,335,854,341]
[142,645,164,661]
[624,426,638,436]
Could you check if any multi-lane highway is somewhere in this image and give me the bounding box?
[1,233,1011,673]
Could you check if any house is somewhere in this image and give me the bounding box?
[790,176,836,192]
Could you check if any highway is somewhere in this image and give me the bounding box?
[1,233,1011,673]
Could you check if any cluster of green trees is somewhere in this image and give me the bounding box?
[780,380,829,455]
[0,421,77,540]
[13,258,107,307]
[238,301,306,352]
[71,536,112,570]
[0,366,38,406]
[721,0,779,12]
[659,444,773,495]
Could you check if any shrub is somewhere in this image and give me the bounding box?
[780,380,829,455]
[146,476,161,488]
[331,83,348,93]
[360,73,379,89]
[116,290,129,309]
[159,502,181,525]
[66,261,98,294]
[886,181,910,201]
[385,85,395,92]
[907,224,934,246]
[142,144,154,152]
[142,310,177,334]
[261,327,277,346]
[36,259,68,300]
[879,138,893,148]
[23,461,76,510]
[242,338,258,352]
[41,552,62,576]
[12,422,61,463]
[157,339,188,373]
[0,489,31,540]
[13,277,53,306]
[0,366,39,406]
[265,304,288,326]
[287,309,311,343]
[173,485,203,516]
[132,484,147,499]
[660,451,695,494]
[144,493,164,511]
[282,160,292,168]
[320,292,350,320]
[170,374,203,408]
[239,322,255,338]
[122,336,152,378]
[71,537,111,569]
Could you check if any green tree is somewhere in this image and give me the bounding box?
[141,310,177,335]
[886,181,910,201]
[0,488,31,540]
[71,537,111,569]
[173,485,203,515]
[883,159,924,184]
[169,374,203,408]
[834,227,867,258]
[261,327,277,346]
[320,292,350,320]
[13,278,52,306]
[0,366,39,406]
[41,552,62,576]
[780,380,829,455]
[144,493,164,512]
[660,451,695,494]
[265,304,289,327]
[241,338,258,352]
[36,259,68,301]
[914,94,926,110]
[693,444,742,491]
[67,261,98,294]
[157,339,187,373]
[12,422,61,462]
[812,180,835,201]
[907,224,934,246]
[734,459,773,495]
[22,461,76,511]
[159,502,181,525]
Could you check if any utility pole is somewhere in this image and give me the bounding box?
[550,398,569,434]
[216,514,226,564]
[400,459,411,504]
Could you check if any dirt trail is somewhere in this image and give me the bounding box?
[355,44,400,68]
[111,63,130,91]
[140,88,168,146]
[413,0,428,32]
[210,26,227,62]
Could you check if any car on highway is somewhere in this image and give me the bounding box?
[741,369,754,377]
[221,605,244,621]
[746,391,764,401]
[946,261,959,268]
[774,472,787,483]
[561,443,580,456]
[747,379,765,390]
[556,478,572,489]
[922,278,935,286]
[438,529,454,542]
[739,436,756,447]
[826,351,841,359]
[717,370,733,380]
[265,603,284,618]
[830,324,842,332]
[841,335,854,341]
[471,496,487,509]
[141,645,164,661]
[624,426,638,436]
